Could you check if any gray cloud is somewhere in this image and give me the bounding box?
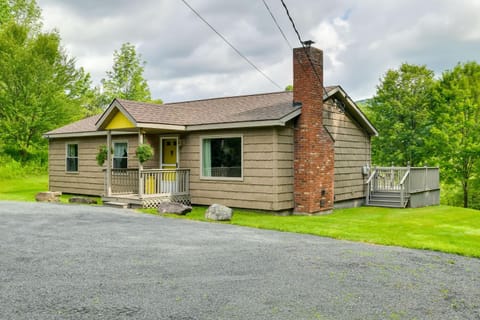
[37,0,480,102]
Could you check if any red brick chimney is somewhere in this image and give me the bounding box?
[293,44,334,214]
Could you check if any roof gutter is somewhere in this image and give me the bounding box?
[43,131,137,139]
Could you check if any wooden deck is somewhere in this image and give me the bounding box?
[366,166,440,208]
[103,193,191,209]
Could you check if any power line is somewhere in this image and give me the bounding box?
[279,0,326,94]
[261,0,292,49]
[180,0,282,90]
[261,0,307,76]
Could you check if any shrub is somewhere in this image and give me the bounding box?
[0,156,47,179]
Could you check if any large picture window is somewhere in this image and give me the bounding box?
[66,144,78,172]
[202,136,242,179]
[113,142,128,169]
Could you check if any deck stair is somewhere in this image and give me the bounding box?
[367,191,409,208]
[365,166,440,208]
[103,201,129,209]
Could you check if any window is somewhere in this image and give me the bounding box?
[202,136,242,179]
[113,142,128,169]
[66,144,78,172]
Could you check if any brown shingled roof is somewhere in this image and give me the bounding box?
[112,91,296,126]
[46,114,101,135]
[47,87,365,137]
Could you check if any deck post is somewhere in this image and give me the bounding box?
[424,165,428,191]
[138,130,144,198]
[407,161,411,194]
[106,130,112,196]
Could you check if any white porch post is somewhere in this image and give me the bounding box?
[138,129,144,197]
[106,130,112,196]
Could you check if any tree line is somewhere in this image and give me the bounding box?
[364,62,480,208]
[0,0,159,164]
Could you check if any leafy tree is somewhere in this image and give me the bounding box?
[101,42,156,103]
[432,62,480,208]
[0,0,41,29]
[369,63,437,166]
[285,84,293,91]
[0,1,94,162]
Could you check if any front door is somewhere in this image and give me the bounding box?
[161,138,178,170]
[161,138,178,191]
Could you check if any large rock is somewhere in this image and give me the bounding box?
[35,191,61,202]
[205,204,233,221]
[158,202,192,215]
[69,197,97,205]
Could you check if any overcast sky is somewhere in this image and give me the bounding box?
[36,0,480,103]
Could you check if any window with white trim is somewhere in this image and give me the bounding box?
[66,143,78,172]
[201,136,242,178]
[113,142,128,169]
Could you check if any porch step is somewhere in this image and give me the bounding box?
[367,192,409,208]
[103,201,129,209]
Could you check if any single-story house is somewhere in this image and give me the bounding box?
[45,45,378,214]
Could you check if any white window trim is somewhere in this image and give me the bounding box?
[65,142,79,173]
[112,141,129,169]
[200,134,244,181]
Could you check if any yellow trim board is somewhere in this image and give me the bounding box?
[106,111,135,129]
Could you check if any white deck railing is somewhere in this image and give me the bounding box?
[139,169,190,197]
[366,166,440,207]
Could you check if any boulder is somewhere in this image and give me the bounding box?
[158,202,192,215]
[205,204,233,221]
[35,191,61,203]
[69,197,97,205]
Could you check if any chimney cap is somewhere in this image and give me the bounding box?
[302,40,315,47]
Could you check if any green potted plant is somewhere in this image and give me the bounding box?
[136,143,154,164]
[96,144,109,166]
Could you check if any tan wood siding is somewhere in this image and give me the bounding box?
[181,125,294,211]
[48,135,139,196]
[323,102,371,203]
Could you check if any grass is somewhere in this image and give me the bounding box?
[0,174,100,204]
[143,205,480,258]
[0,174,49,202]
[2,173,480,258]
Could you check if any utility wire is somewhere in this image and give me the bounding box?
[262,0,292,49]
[280,0,327,94]
[180,0,282,90]
[262,0,307,76]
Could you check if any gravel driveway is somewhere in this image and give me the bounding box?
[1,201,479,320]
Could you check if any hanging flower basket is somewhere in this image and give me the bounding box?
[96,144,109,166]
[136,143,154,164]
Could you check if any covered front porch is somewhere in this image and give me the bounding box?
[97,99,191,208]
[103,168,190,208]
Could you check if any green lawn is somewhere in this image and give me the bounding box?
[0,174,49,202]
[146,205,480,258]
[2,174,480,258]
[0,174,100,204]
